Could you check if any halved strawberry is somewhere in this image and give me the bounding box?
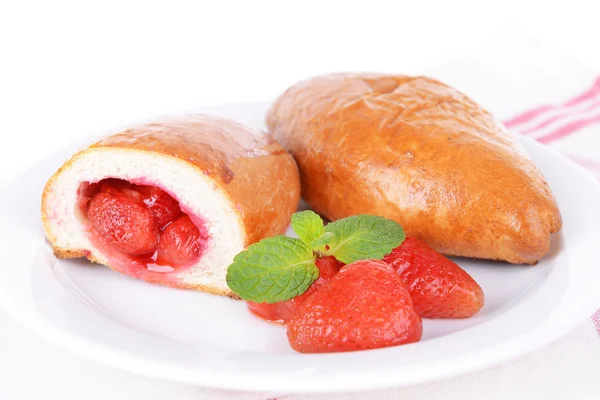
[287,259,422,353]
[383,237,484,319]
[247,256,343,323]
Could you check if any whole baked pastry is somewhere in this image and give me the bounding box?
[267,73,561,264]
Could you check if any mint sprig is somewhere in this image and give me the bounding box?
[309,231,334,253]
[291,210,325,245]
[226,236,317,303]
[323,215,406,263]
[226,212,405,302]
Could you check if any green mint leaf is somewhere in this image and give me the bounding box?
[291,210,325,246]
[226,236,317,303]
[324,215,405,264]
[309,231,335,252]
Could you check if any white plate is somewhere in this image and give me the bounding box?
[1,102,600,393]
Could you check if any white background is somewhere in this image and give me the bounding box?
[1,1,600,399]
[1,0,600,184]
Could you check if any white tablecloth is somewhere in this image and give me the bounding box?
[1,25,600,400]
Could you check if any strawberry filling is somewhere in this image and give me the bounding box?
[78,178,209,273]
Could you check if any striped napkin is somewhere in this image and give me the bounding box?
[507,77,600,332]
[508,75,600,364]
[505,76,600,179]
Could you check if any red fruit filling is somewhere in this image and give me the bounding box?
[137,185,183,229]
[247,256,344,323]
[78,178,209,271]
[156,216,204,266]
[87,190,159,255]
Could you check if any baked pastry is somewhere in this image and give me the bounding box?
[267,73,561,264]
[42,115,300,296]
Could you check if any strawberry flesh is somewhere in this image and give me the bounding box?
[383,237,484,319]
[88,190,159,256]
[247,256,343,323]
[287,259,422,353]
[156,215,207,266]
[100,178,135,192]
[137,185,182,229]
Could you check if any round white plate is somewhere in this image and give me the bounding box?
[1,102,600,393]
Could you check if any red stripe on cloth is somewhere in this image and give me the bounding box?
[504,105,554,128]
[505,78,600,335]
[564,77,600,106]
[537,113,600,144]
[521,99,600,135]
[504,76,600,128]
[592,309,600,335]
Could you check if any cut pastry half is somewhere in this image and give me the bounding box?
[42,115,301,296]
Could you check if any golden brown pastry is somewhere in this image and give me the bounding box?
[267,73,562,264]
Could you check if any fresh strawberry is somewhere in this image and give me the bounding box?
[287,259,422,353]
[137,185,182,229]
[383,237,484,319]
[88,190,159,255]
[156,215,207,266]
[247,256,343,323]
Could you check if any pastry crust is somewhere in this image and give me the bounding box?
[88,115,300,245]
[267,73,562,264]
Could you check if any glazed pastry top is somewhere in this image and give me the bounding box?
[267,73,562,263]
